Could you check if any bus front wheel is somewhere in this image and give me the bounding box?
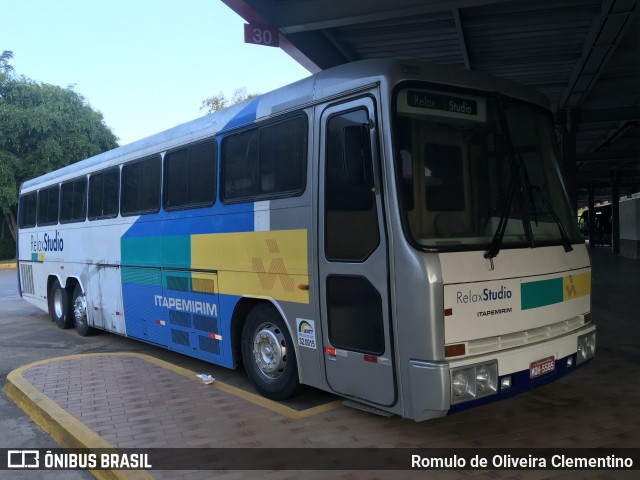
[50,279,73,329]
[241,303,300,400]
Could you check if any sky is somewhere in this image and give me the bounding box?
[1,0,311,145]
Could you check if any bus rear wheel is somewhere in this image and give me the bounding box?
[72,284,94,336]
[241,303,300,400]
[50,279,73,329]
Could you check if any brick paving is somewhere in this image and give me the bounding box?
[12,250,640,479]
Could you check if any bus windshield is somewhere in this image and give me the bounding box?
[394,87,582,251]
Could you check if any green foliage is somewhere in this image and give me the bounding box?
[0,51,118,239]
[200,87,259,114]
[0,237,16,260]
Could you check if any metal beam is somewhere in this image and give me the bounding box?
[577,149,639,162]
[452,8,471,70]
[578,106,640,123]
[220,0,323,72]
[262,0,512,34]
[559,0,637,110]
[611,170,621,254]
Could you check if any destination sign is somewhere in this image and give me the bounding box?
[407,91,478,116]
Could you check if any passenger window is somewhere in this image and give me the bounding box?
[89,168,120,220]
[223,130,258,200]
[222,115,307,202]
[259,118,306,195]
[60,177,87,223]
[122,156,160,216]
[18,192,38,228]
[325,109,379,261]
[164,140,216,210]
[37,185,60,226]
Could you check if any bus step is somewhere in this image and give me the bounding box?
[342,400,394,418]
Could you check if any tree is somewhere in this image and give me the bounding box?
[0,50,14,77]
[0,51,118,240]
[200,87,259,114]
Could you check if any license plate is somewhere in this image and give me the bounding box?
[530,356,555,379]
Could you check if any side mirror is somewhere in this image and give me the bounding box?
[343,124,373,187]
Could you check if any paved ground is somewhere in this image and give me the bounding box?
[1,248,639,479]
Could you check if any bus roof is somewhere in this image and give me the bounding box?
[21,58,549,192]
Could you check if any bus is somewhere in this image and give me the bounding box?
[578,204,612,246]
[16,59,595,421]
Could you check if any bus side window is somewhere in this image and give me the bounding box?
[18,192,37,228]
[89,167,120,220]
[164,140,217,210]
[223,130,259,200]
[60,177,87,223]
[259,117,306,196]
[122,156,161,216]
[37,185,60,227]
[222,115,307,203]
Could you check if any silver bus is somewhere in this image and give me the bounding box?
[17,59,595,421]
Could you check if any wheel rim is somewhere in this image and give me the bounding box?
[53,289,64,318]
[252,322,287,380]
[73,293,87,326]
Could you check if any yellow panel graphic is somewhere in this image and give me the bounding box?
[191,272,218,295]
[563,271,591,301]
[191,230,309,304]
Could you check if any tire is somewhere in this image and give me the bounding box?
[50,279,73,329]
[72,283,94,336]
[241,303,300,400]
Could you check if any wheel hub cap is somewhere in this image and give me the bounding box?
[53,290,64,318]
[252,324,286,379]
[74,294,87,324]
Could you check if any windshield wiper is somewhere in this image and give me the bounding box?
[529,185,574,252]
[484,179,516,261]
[484,96,534,261]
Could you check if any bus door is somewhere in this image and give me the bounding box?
[317,95,396,407]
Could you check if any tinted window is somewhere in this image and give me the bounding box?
[89,168,120,220]
[327,276,384,355]
[18,192,37,228]
[325,109,379,261]
[223,130,258,200]
[37,185,59,226]
[60,177,87,223]
[122,156,161,216]
[260,118,306,195]
[164,140,216,210]
[223,115,307,202]
[424,143,464,211]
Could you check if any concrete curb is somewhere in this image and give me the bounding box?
[3,352,341,478]
[4,355,159,480]
[0,262,17,270]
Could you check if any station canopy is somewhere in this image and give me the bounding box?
[223,0,639,207]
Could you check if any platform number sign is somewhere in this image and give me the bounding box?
[244,23,279,47]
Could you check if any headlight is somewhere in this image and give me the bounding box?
[450,361,497,404]
[577,331,596,365]
[476,365,490,393]
[452,369,472,397]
